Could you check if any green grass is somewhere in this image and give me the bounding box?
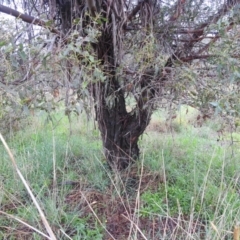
[0,110,105,239]
[0,108,240,239]
[140,124,240,239]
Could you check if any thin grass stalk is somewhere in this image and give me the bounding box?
[80,191,116,240]
[60,228,73,240]
[131,154,145,240]
[121,214,148,240]
[95,155,142,238]
[0,210,51,240]
[51,125,57,202]
[0,133,57,240]
[95,154,133,219]
[162,149,169,238]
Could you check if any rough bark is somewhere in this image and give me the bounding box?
[93,5,153,169]
[94,78,152,169]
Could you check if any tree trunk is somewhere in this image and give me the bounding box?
[94,32,153,169]
[56,0,154,170]
[91,3,153,170]
[94,79,152,170]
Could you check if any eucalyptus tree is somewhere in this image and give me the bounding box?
[0,0,240,169]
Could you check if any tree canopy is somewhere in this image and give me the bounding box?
[1,0,240,169]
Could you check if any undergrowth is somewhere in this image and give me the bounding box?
[0,109,240,239]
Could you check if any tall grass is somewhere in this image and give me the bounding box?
[0,109,240,239]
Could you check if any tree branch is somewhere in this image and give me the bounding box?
[127,0,146,21]
[195,21,234,55]
[169,0,186,22]
[179,54,217,62]
[0,4,61,36]
[164,0,240,68]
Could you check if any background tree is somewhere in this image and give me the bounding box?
[1,0,240,169]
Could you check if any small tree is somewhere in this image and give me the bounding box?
[1,0,240,169]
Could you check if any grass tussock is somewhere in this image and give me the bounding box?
[0,108,240,239]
